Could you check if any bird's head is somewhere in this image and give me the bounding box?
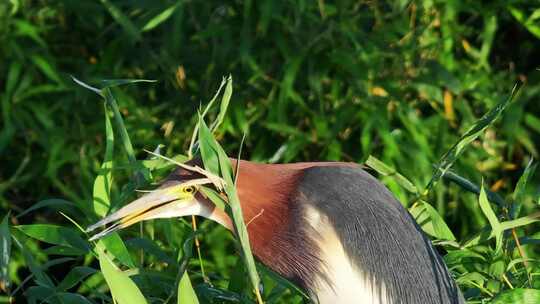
[86,159,235,241]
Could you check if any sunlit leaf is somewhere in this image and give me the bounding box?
[409,201,456,241]
[198,114,263,302]
[177,271,199,304]
[491,288,540,304]
[478,184,503,252]
[100,235,135,268]
[366,155,419,194]
[426,85,519,192]
[142,3,181,32]
[99,249,147,304]
[93,104,114,217]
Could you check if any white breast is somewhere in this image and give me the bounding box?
[304,205,389,304]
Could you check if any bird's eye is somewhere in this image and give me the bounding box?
[184,186,195,194]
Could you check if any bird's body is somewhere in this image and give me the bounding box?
[233,162,463,304]
[88,160,464,304]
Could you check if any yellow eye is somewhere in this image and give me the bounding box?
[184,186,195,194]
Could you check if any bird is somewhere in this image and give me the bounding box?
[87,159,465,304]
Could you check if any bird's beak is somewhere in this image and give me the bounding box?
[86,183,229,241]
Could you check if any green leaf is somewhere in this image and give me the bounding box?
[55,293,94,304]
[30,55,63,84]
[478,184,503,252]
[365,155,419,194]
[409,201,456,241]
[197,116,220,175]
[0,214,10,292]
[93,104,114,217]
[16,199,75,219]
[12,236,54,288]
[16,225,89,253]
[188,77,228,157]
[510,158,536,219]
[426,85,519,192]
[177,271,199,304]
[200,187,227,211]
[198,115,263,301]
[99,0,141,42]
[56,266,97,291]
[491,288,540,304]
[101,89,144,188]
[142,3,181,32]
[99,248,147,304]
[210,75,233,132]
[101,79,157,89]
[100,234,135,268]
[509,6,540,39]
[499,213,540,231]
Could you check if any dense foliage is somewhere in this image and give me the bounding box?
[1,0,540,303]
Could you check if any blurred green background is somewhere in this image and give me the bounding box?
[2,0,540,303]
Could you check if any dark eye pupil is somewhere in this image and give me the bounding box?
[186,187,194,193]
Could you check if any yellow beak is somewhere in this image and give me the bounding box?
[86,182,230,241]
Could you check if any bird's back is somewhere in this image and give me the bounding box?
[295,165,464,304]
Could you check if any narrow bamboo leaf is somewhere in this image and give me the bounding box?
[102,88,137,166]
[210,75,233,132]
[197,117,263,301]
[93,104,114,217]
[511,158,536,219]
[16,199,75,219]
[43,245,86,256]
[141,154,189,171]
[426,85,519,192]
[100,234,136,268]
[101,79,157,89]
[71,76,102,96]
[200,187,227,211]
[98,249,147,304]
[366,155,418,194]
[491,288,540,304]
[197,115,220,175]
[188,77,228,157]
[55,293,94,304]
[509,6,540,39]
[24,286,57,303]
[444,249,486,265]
[99,0,141,42]
[0,214,10,292]
[177,271,199,304]
[30,55,63,84]
[499,212,540,231]
[16,225,89,253]
[409,201,456,241]
[142,3,181,32]
[478,184,502,252]
[56,266,97,291]
[506,258,537,272]
[12,236,54,288]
